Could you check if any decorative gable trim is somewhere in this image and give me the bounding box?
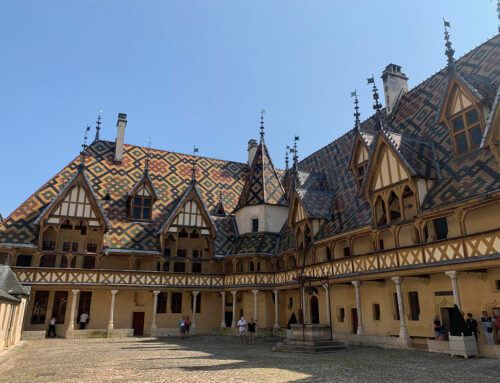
[127,171,159,200]
[34,168,109,230]
[288,193,309,226]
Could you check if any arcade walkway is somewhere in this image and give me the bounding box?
[1,336,499,382]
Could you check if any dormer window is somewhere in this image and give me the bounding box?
[252,218,259,233]
[356,162,367,191]
[132,196,152,220]
[452,108,483,155]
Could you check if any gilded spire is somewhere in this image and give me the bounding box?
[80,125,91,169]
[260,109,265,143]
[351,89,361,130]
[443,19,456,73]
[94,108,102,141]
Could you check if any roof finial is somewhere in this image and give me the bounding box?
[145,137,151,174]
[285,145,290,171]
[497,0,500,33]
[292,136,299,168]
[367,76,382,114]
[443,19,456,72]
[80,125,91,169]
[260,109,265,142]
[191,146,199,183]
[351,89,361,130]
[94,108,102,141]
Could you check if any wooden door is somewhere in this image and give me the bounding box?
[352,308,358,334]
[310,296,319,324]
[132,312,145,336]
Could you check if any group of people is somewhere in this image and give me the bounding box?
[434,310,500,345]
[47,311,89,338]
[178,316,192,339]
[236,316,257,344]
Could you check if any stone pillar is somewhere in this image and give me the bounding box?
[273,289,279,329]
[322,284,331,325]
[192,291,199,329]
[68,289,80,331]
[352,280,364,335]
[445,271,462,312]
[108,290,118,330]
[151,291,160,331]
[252,289,259,322]
[220,291,226,328]
[231,291,237,328]
[301,287,307,324]
[391,277,410,340]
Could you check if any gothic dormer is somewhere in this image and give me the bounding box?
[127,162,159,220]
[349,131,373,193]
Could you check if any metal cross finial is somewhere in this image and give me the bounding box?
[80,125,91,168]
[260,109,265,142]
[351,89,361,130]
[443,19,456,72]
[94,108,102,141]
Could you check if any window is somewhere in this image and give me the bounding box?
[157,293,167,314]
[63,242,71,251]
[42,241,56,251]
[343,247,351,257]
[177,249,187,257]
[252,218,259,233]
[408,291,420,320]
[178,230,188,238]
[339,308,345,323]
[51,291,68,324]
[163,248,171,257]
[379,239,384,251]
[496,280,500,290]
[288,297,293,310]
[434,217,448,240]
[356,162,367,191]
[191,293,202,313]
[393,293,400,320]
[60,256,68,268]
[162,262,170,272]
[77,291,92,320]
[31,290,49,324]
[192,263,201,273]
[16,254,32,267]
[373,303,381,321]
[86,243,97,253]
[133,196,152,220]
[40,254,56,267]
[83,256,95,269]
[171,293,182,313]
[72,242,79,252]
[174,262,186,272]
[451,108,483,155]
[192,250,199,259]
[250,262,255,272]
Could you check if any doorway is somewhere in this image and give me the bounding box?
[351,308,358,334]
[132,312,145,336]
[440,307,454,333]
[225,311,233,328]
[310,296,319,324]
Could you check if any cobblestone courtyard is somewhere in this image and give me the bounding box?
[1,336,500,383]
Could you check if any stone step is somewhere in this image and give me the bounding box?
[273,340,347,353]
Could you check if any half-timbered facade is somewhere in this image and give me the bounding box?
[1,31,500,349]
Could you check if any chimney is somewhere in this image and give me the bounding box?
[114,113,127,162]
[381,64,408,115]
[247,139,258,166]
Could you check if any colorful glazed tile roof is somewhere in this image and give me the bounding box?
[235,140,288,210]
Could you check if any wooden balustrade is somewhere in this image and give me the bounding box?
[11,229,500,288]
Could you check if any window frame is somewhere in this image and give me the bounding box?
[31,290,50,324]
[171,292,183,313]
[449,106,484,155]
[157,292,168,314]
[51,291,68,324]
[131,195,153,221]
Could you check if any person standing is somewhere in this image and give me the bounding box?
[247,318,256,344]
[480,311,494,345]
[79,312,89,329]
[185,316,191,338]
[465,313,479,340]
[237,316,247,344]
[178,316,186,339]
[48,316,57,338]
[433,315,443,340]
[494,310,500,344]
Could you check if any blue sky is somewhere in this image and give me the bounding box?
[0,0,497,217]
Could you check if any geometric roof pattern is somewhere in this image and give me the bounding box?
[235,139,288,210]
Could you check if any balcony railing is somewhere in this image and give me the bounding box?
[11,229,500,288]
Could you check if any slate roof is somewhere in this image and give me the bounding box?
[229,232,279,256]
[235,140,288,210]
[0,265,29,302]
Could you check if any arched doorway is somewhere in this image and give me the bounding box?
[310,296,319,324]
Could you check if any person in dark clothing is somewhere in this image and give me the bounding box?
[247,318,257,344]
[465,313,479,340]
[48,316,57,338]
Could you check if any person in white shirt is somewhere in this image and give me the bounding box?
[237,316,247,344]
[48,316,57,338]
[480,310,494,345]
[79,312,89,329]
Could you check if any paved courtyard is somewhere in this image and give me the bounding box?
[1,336,500,383]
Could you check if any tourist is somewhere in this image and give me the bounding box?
[237,316,247,344]
[433,315,443,340]
[178,316,186,339]
[79,311,89,329]
[465,313,479,340]
[480,310,494,345]
[247,318,256,344]
[48,316,57,338]
[494,310,500,344]
[185,316,191,338]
